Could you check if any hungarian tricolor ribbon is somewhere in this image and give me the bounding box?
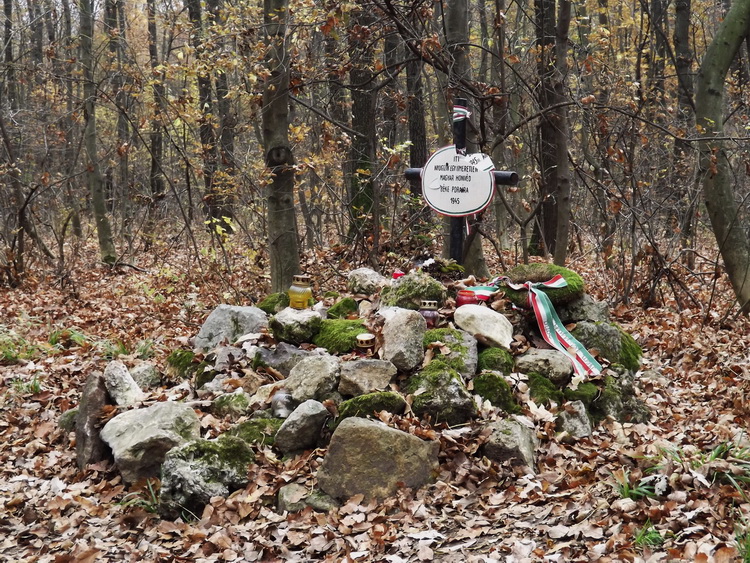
[452,105,471,122]
[465,275,602,379]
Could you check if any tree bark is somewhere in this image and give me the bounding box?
[145,0,164,246]
[552,0,571,266]
[80,0,117,264]
[263,0,300,292]
[695,0,750,311]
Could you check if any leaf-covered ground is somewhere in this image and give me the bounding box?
[2,244,750,562]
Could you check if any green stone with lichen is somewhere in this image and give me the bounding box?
[312,319,367,354]
[381,270,447,310]
[338,391,406,419]
[571,321,642,372]
[258,293,290,315]
[473,372,520,413]
[406,360,477,426]
[501,263,584,308]
[563,382,599,407]
[477,348,514,374]
[226,418,284,447]
[327,297,359,320]
[174,435,255,476]
[167,349,213,387]
[212,393,250,418]
[423,328,474,375]
[527,372,563,405]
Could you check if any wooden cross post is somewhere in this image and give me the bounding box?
[405,97,518,264]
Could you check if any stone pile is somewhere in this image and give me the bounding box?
[66,264,650,519]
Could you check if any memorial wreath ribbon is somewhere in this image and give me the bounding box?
[465,274,602,379]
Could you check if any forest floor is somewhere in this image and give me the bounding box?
[2,240,750,562]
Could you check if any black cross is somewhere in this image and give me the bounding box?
[404,97,519,263]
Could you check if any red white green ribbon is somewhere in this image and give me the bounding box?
[452,105,471,122]
[465,275,602,379]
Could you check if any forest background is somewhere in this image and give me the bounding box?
[4,0,750,560]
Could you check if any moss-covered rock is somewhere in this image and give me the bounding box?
[473,372,521,413]
[590,369,650,423]
[563,381,599,407]
[158,435,255,519]
[312,319,367,354]
[59,408,79,432]
[327,297,359,320]
[423,328,477,377]
[381,270,447,310]
[226,418,284,447]
[269,308,322,345]
[338,391,407,419]
[258,292,290,315]
[211,392,251,418]
[500,263,585,308]
[406,360,477,426]
[571,321,642,372]
[527,372,563,405]
[167,349,214,387]
[477,347,514,374]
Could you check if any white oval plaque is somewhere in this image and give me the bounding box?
[421,145,495,217]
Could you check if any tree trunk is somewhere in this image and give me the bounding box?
[695,0,750,311]
[145,0,164,247]
[347,5,377,261]
[80,0,117,264]
[552,0,571,266]
[3,0,17,108]
[530,0,558,257]
[445,0,489,277]
[263,0,300,293]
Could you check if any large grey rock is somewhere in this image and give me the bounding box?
[158,436,255,519]
[244,342,318,377]
[557,294,610,324]
[76,373,112,469]
[269,307,322,345]
[100,401,200,484]
[381,308,426,371]
[338,359,398,397]
[514,348,573,386]
[407,363,477,426]
[274,400,329,453]
[557,400,592,441]
[195,305,268,351]
[482,419,536,470]
[347,268,390,294]
[284,354,341,402]
[453,304,514,350]
[317,418,440,501]
[103,360,145,406]
[130,363,161,389]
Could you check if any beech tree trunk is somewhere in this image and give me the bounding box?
[263,0,300,293]
[80,0,117,264]
[695,0,750,311]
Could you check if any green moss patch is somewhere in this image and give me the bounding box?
[327,297,359,319]
[473,372,520,413]
[167,349,213,386]
[338,391,407,419]
[618,328,642,372]
[424,328,473,374]
[312,319,367,354]
[500,263,584,308]
[477,348,514,374]
[226,418,284,447]
[563,382,599,407]
[175,436,255,476]
[258,293,290,315]
[527,372,563,405]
